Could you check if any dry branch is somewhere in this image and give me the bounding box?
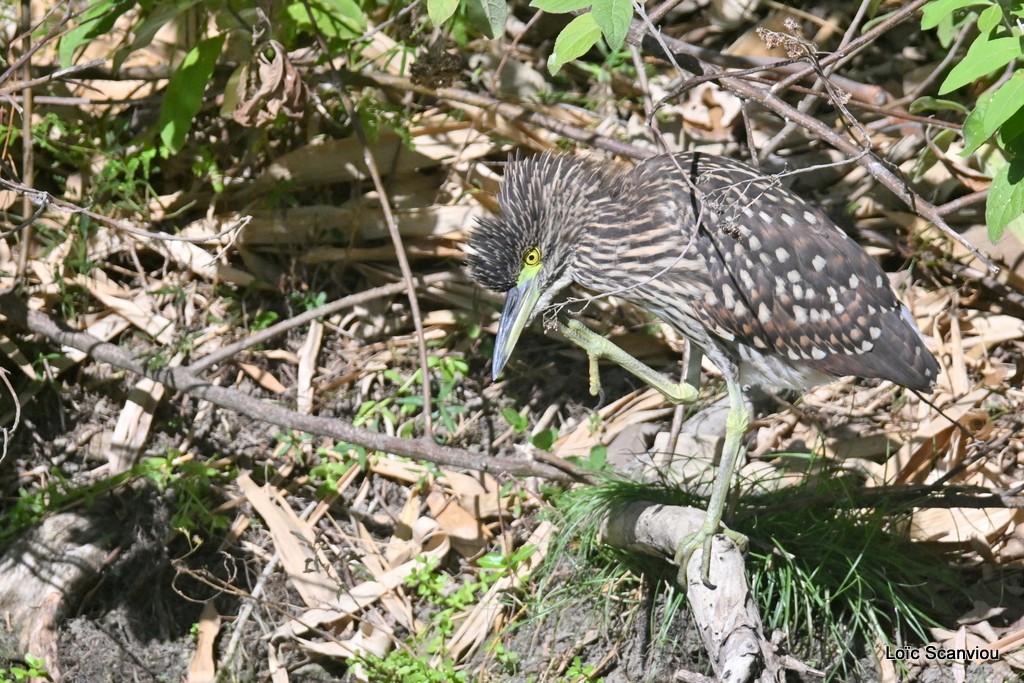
[0,294,573,482]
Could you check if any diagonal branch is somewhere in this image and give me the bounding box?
[0,294,573,482]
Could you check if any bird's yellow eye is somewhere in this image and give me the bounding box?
[523,247,541,266]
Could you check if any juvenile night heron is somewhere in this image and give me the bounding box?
[466,151,939,586]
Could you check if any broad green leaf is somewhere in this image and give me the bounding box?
[548,12,601,75]
[159,34,226,155]
[961,90,997,154]
[428,0,460,26]
[921,0,992,30]
[912,128,958,182]
[531,0,591,12]
[938,36,1023,94]
[986,156,1024,242]
[470,0,508,38]
[114,2,200,71]
[530,427,558,451]
[321,0,368,27]
[592,0,631,51]
[287,0,366,40]
[997,103,1024,146]
[962,72,1024,155]
[59,0,134,68]
[976,2,1003,33]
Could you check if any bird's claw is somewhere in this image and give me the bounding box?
[675,523,748,590]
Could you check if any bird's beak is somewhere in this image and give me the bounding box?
[492,276,542,380]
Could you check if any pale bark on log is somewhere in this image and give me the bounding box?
[600,500,789,682]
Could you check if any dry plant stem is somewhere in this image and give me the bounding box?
[646,0,689,26]
[937,190,988,216]
[759,0,872,158]
[0,57,106,96]
[190,271,458,374]
[367,72,654,160]
[0,176,246,243]
[0,2,72,88]
[338,90,434,437]
[0,295,573,481]
[16,0,33,279]
[771,0,932,95]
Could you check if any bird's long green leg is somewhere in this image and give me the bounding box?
[674,378,749,589]
[556,318,698,404]
[557,317,746,589]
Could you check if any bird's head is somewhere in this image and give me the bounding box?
[466,153,614,379]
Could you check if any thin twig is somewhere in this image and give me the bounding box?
[0,176,250,243]
[771,0,933,94]
[190,272,459,374]
[336,93,434,437]
[300,0,436,437]
[936,190,987,216]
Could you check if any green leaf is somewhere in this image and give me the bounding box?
[469,0,508,38]
[586,444,607,470]
[159,34,226,155]
[962,72,1024,155]
[938,36,1023,94]
[592,0,631,51]
[531,0,592,12]
[114,2,200,71]
[59,0,134,68]
[921,0,993,30]
[501,407,527,432]
[286,0,366,40]
[976,2,1003,32]
[428,0,460,25]
[997,103,1024,146]
[530,427,558,451]
[985,156,1024,242]
[477,551,506,569]
[912,128,958,182]
[908,96,969,115]
[548,12,602,74]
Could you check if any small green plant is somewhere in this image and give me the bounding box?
[426,0,507,39]
[529,426,559,451]
[0,653,49,682]
[501,407,529,433]
[566,443,609,471]
[137,451,234,535]
[311,442,370,495]
[355,548,536,680]
[529,0,633,74]
[562,655,601,681]
[921,0,1024,242]
[357,354,469,439]
[288,290,327,312]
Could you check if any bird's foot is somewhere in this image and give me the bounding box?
[675,520,748,590]
[558,318,698,404]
